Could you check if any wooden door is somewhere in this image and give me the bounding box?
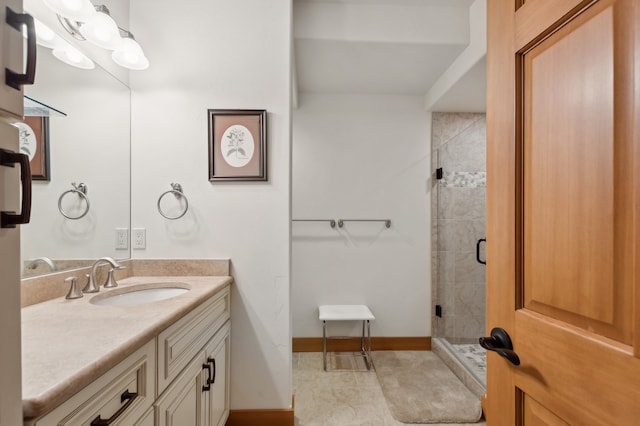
[486,0,640,424]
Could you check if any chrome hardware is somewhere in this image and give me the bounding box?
[58,182,90,220]
[26,256,57,272]
[84,257,123,293]
[157,183,189,220]
[103,266,125,288]
[65,276,83,299]
[292,219,337,228]
[81,273,96,293]
[337,219,391,228]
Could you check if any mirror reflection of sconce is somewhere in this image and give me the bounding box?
[157,183,189,220]
[32,1,149,70]
[58,182,90,220]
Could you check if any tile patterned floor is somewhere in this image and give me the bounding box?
[293,352,486,426]
[449,344,486,386]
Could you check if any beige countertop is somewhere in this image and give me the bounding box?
[21,275,232,419]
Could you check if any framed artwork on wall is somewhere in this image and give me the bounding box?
[16,116,50,181]
[207,109,267,182]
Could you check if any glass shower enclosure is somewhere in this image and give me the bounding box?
[431,112,487,388]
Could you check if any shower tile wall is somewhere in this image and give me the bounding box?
[431,113,486,344]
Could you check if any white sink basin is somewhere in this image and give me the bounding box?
[90,283,189,307]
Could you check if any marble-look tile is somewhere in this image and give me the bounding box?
[436,220,457,252]
[437,187,456,219]
[452,220,486,253]
[432,113,484,150]
[454,283,486,319]
[454,251,486,284]
[453,313,485,342]
[453,188,486,220]
[440,172,487,188]
[438,119,486,173]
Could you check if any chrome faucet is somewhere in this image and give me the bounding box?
[26,257,57,272]
[83,257,124,293]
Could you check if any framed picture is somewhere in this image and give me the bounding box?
[208,109,267,182]
[16,116,50,181]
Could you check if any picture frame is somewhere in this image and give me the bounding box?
[208,109,267,182]
[17,116,50,181]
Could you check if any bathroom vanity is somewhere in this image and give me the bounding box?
[21,271,231,426]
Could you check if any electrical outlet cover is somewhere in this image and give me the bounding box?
[115,228,128,250]
[133,228,146,249]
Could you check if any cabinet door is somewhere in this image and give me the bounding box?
[203,322,230,426]
[0,0,26,118]
[155,349,207,426]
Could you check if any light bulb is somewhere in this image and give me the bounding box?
[79,8,122,50]
[112,36,149,70]
[24,18,61,49]
[53,44,95,69]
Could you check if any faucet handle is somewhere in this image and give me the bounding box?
[82,273,99,293]
[103,267,124,288]
[65,276,83,299]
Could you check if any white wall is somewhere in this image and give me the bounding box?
[129,0,292,411]
[424,0,486,111]
[292,93,431,337]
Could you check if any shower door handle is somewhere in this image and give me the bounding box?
[476,238,486,264]
[479,327,520,366]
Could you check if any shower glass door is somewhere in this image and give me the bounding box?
[431,113,487,386]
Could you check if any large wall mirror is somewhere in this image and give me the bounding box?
[21,41,131,277]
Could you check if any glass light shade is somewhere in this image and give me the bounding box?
[52,44,95,69]
[32,18,61,49]
[79,10,122,50]
[42,0,96,22]
[112,37,149,70]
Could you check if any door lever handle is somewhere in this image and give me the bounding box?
[479,327,520,366]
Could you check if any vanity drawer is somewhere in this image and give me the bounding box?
[33,340,155,426]
[157,286,230,394]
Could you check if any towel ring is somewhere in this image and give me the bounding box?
[157,183,189,220]
[58,182,90,220]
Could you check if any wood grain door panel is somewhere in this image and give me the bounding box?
[522,0,631,343]
[486,0,640,423]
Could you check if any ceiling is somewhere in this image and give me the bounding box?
[293,0,486,111]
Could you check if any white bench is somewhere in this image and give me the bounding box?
[318,305,375,371]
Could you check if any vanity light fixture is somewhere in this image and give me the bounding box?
[33,18,60,48]
[112,32,149,70]
[52,44,95,69]
[42,0,95,22]
[28,18,95,69]
[43,1,149,70]
[78,5,121,50]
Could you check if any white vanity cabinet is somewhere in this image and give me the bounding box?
[155,286,230,426]
[26,284,231,426]
[155,322,230,426]
[28,340,157,426]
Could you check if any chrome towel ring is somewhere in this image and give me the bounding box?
[58,182,90,220]
[157,183,189,220]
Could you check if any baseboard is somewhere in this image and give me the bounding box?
[292,336,431,352]
[226,405,294,426]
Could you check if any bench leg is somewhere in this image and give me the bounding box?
[323,320,327,371]
[361,320,373,370]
